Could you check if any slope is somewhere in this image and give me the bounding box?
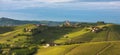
[36,24,120,55]
[36,41,120,55]
[0,24,36,44]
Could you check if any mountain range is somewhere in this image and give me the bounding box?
[0,17,63,26]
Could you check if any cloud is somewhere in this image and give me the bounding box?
[0,0,76,10]
[1,0,75,3]
[53,1,120,10]
[0,11,46,20]
[77,0,120,2]
[0,0,120,10]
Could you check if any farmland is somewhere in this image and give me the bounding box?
[35,24,120,55]
[0,23,120,55]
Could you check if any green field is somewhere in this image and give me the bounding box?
[35,24,120,55]
[36,41,120,55]
[0,23,120,55]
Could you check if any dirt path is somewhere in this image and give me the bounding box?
[95,43,113,55]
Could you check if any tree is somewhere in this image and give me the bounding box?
[97,21,105,25]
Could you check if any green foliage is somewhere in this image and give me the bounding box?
[97,21,105,25]
[31,27,84,44]
[0,26,14,34]
[11,47,37,55]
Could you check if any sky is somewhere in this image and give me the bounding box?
[0,0,120,23]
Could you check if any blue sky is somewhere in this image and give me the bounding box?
[0,0,120,23]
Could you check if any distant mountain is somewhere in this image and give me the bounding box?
[0,17,62,26]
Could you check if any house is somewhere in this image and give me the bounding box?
[91,27,101,33]
[44,43,57,48]
[47,43,57,46]
[63,20,71,27]
[24,28,32,32]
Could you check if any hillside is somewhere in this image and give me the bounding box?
[0,23,120,55]
[0,26,14,34]
[35,24,120,55]
[36,41,120,55]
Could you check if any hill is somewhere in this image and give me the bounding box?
[0,17,63,26]
[36,41,120,55]
[0,17,97,26]
[0,23,120,55]
[35,24,120,55]
[0,17,39,26]
[0,26,14,34]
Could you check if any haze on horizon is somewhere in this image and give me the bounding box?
[0,0,120,23]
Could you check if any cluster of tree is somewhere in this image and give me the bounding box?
[97,21,105,25]
[17,34,31,36]
[11,46,37,55]
[31,26,48,35]
[0,43,38,55]
[0,26,14,34]
[31,28,42,35]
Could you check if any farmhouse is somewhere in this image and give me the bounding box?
[44,43,57,48]
[91,27,101,33]
[24,28,32,32]
[47,43,57,46]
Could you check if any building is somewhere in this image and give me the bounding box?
[64,20,71,27]
[44,43,57,48]
[91,27,101,33]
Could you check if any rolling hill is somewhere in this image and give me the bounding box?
[36,41,120,55]
[35,24,120,55]
[0,23,120,55]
